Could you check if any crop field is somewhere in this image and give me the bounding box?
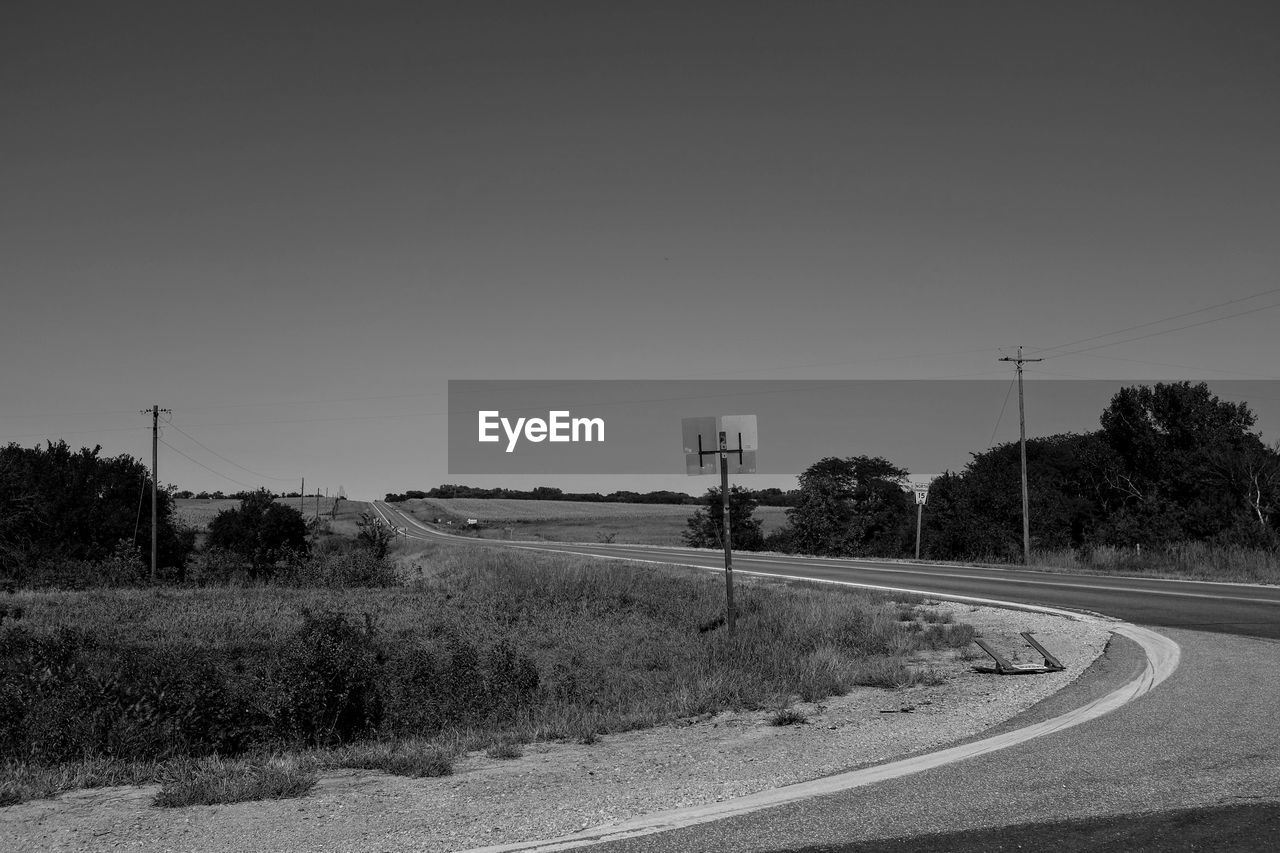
[174,498,371,537]
[395,498,790,546]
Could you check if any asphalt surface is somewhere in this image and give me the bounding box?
[372,502,1280,641]
[585,627,1280,853]
[370,503,1280,852]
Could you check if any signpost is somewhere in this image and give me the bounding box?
[682,415,758,637]
[911,481,930,560]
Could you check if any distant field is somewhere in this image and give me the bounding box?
[395,498,789,546]
[174,497,371,537]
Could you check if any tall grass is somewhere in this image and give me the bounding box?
[1,544,972,806]
[1030,542,1280,584]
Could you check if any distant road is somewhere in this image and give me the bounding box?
[371,502,1280,640]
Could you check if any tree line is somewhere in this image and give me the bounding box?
[0,443,378,588]
[686,382,1280,560]
[385,484,798,506]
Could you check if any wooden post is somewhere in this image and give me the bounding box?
[719,430,735,637]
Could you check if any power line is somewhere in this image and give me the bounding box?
[0,407,143,421]
[1063,352,1280,380]
[165,419,294,481]
[0,345,1004,425]
[987,379,1017,447]
[1040,300,1280,361]
[157,437,254,488]
[2,425,147,440]
[1022,366,1107,379]
[1029,286,1280,358]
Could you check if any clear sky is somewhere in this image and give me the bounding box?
[3,1,1279,499]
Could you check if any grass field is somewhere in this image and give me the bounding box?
[174,498,372,538]
[0,541,974,806]
[394,498,790,546]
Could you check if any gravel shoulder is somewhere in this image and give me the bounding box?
[0,602,1114,853]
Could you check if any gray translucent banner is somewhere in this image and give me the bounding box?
[447,379,1280,476]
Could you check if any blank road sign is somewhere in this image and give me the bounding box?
[726,449,757,474]
[681,415,758,475]
[682,416,719,475]
[720,414,758,450]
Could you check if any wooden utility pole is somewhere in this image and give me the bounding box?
[999,347,1043,564]
[719,430,735,637]
[140,404,170,582]
[300,478,305,514]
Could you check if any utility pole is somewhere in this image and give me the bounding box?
[719,430,735,637]
[999,347,1042,564]
[300,478,305,514]
[684,415,756,639]
[140,404,170,582]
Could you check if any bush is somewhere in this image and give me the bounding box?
[770,707,807,726]
[279,550,398,588]
[207,490,308,580]
[328,741,455,777]
[274,611,384,746]
[153,756,316,807]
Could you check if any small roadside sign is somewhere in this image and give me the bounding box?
[681,415,758,475]
[912,483,930,505]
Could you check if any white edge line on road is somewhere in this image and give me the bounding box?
[372,504,1277,606]
[396,518,1182,853]
[459,625,1175,853]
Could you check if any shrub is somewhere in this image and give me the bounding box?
[485,740,523,759]
[326,740,454,777]
[274,611,384,746]
[153,756,316,807]
[292,551,398,588]
[770,707,807,726]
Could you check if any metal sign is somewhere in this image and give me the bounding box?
[912,483,930,505]
[682,415,758,475]
[682,416,718,475]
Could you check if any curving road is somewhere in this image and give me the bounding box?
[370,501,1280,641]
[369,502,1280,851]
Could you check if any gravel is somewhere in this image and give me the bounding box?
[0,602,1113,853]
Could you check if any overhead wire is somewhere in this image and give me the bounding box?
[164,419,294,481]
[1064,352,1280,380]
[1028,285,1280,359]
[157,437,254,489]
[986,379,1016,447]
[1037,299,1280,361]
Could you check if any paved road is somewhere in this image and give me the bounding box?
[371,503,1280,851]
[588,627,1280,853]
[372,502,1280,640]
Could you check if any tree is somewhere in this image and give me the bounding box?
[1098,382,1265,543]
[356,511,397,559]
[1204,439,1280,542]
[783,456,911,556]
[683,486,764,551]
[207,489,308,579]
[938,433,1112,558]
[0,440,192,580]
